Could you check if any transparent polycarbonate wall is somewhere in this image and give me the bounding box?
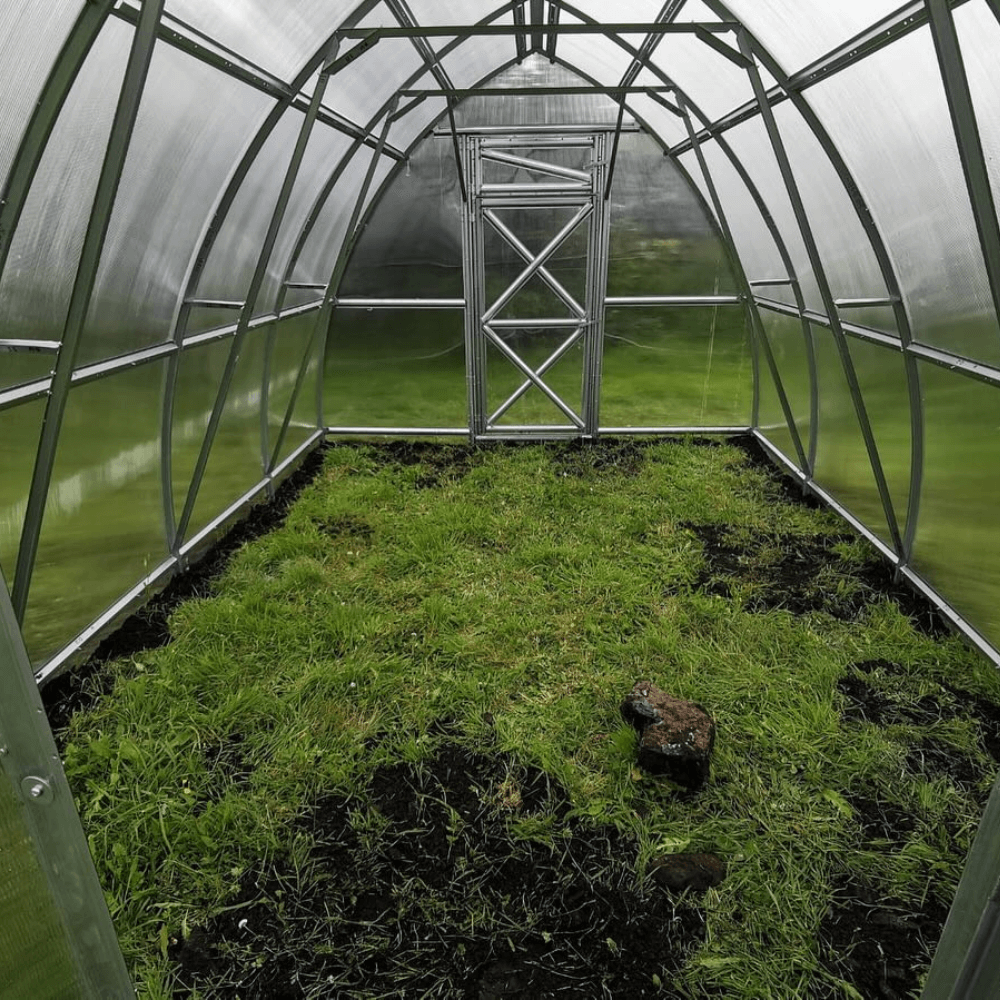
[4,0,1000,993]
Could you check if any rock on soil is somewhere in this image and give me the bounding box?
[621,680,716,791]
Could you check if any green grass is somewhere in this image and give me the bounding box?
[56,439,1000,998]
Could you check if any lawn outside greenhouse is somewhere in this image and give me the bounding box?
[2,2,1000,998]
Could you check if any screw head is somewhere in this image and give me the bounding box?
[21,776,53,805]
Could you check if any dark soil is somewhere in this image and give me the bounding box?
[170,740,706,998]
[814,877,950,1000]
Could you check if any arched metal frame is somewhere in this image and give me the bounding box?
[2,2,1000,994]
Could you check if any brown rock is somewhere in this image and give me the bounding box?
[620,680,715,790]
[649,852,726,893]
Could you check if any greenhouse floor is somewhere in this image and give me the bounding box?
[45,438,1000,1000]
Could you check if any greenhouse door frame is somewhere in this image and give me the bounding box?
[459,127,613,441]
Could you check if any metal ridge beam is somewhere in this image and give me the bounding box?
[339,21,740,38]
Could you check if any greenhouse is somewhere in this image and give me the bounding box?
[3,0,1000,996]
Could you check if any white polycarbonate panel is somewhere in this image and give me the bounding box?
[164,0,358,81]
[292,148,377,286]
[262,125,356,315]
[389,95,448,153]
[327,10,426,128]
[625,95,684,147]
[341,136,463,300]
[808,26,1000,366]
[957,2,1000,262]
[643,32,756,123]
[556,14,644,83]
[404,0,506,26]
[439,31,517,92]
[570,0,667,18]
[0,19,129,351]
[80,45,272,364]
[678,145,787,285]
[714,117,812,307]
[722,0,908,74]
[194,109,304,324]
[771,101,892,326]
[0,0,83,187]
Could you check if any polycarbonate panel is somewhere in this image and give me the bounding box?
[608,132,736,297]
[642,32,756,124]
[811,331,909,544]
[196,109,304,313]
[292,148,376,287]
[0,354,54,393]
[293,324,323,440]
[341,137,463,299]
[437,18,517,92]
[723,0,907,75]
[770,101,894,328]
[0,773,80,998]
[555,15,646,87]
[913,362,1000,648]
[403,1,505,26]
[22,363,168,665]
[721,116,816,309]
[808,26,1000,366]
[163,0,357,82]
[453,54,620,128]
[756,309,811,462]
[174,332,267,540]
[326,15,425,130]
[261,124,355,316]
[957,1,1000,278]
[0,20,129,352]
[677,145,788,291]
[267,311,321,463]
[625,94,686,148]
[80,44,272,365]
[601,306,751,427]
[388,94,448,153]
[325,309,467,427]
[0,0,83,186]
[0,399,44,585]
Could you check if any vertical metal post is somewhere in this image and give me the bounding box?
[461,136,487,440]
[448,101,469,204]
[926,0,1000,356]
[585,133,612,437]
[737,29,905,556]
[679,96,810,472]
[0,567,135,997]
[174,52,336,549]
[315,98,401,430]
[922,769,1000,999]
[530,0,545,52]
[12,0,165,623]
[513,3,528,61]
[546,3,560,61]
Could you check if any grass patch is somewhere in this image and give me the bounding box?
[53,438,1000,998]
